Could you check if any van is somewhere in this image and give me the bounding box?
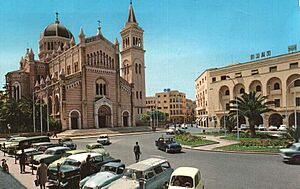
[106,158,173,189]
[168,167,204,189]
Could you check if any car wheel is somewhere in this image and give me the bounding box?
[292,156,300,164]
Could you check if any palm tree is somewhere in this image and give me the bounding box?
[229,91,274,136]
[285,126,300,143]
[220,115,236,132]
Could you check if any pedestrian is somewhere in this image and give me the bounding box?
[133,142,141,162]
[1,159,9,173]
[36,159,47,189]
[19,149,27,173]
[53,131,58,138]
[80,154,92,179]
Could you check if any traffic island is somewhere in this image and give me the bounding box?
[175,133,218,148]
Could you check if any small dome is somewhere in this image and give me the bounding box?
[42,22,73,39]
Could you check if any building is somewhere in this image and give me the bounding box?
[5,2,146,130]
[146,89,193,123]
[186,99,196,123]
[195,51,300,128]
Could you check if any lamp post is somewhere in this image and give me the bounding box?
[227,75,239,140]
[285,78,300,128]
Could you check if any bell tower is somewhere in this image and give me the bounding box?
[120,1,146,124]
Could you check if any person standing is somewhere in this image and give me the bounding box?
[133,142,141,162]
[19,149,27,173]
[80,154,92,179]
[36,159,47,189]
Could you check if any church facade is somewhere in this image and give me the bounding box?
[5,3,146,130]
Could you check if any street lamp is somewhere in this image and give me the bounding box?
[285,78,300,128]
[227,75,239,140]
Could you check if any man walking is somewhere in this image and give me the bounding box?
[19,149,27,173]
[36,159,47,189]
[133,142,141,162]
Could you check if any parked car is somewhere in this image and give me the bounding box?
[30,146,71,167]
[280,143,300,163]
[258,124,266,131]
[32,142,62,152]
[155,136,182,153]
[48,152,121,187]
[80,162,125,189]
[268,125,278,131]
[240,124,249,130]
[86,143,109,156]
[168,167,204,189]
[48,149,88,168]
[166,129,176,135]
[279,125,287,131]
[106,158,173,189]
[181,123,188,129]
[97,134,111,145]
[16,148,43,165]
[59,137,77,150]
[0,136,27,150]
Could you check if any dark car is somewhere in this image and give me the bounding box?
[48,152,121,188]
[155,136,182,153]
[59,138,77,150]
[280,143,300,164]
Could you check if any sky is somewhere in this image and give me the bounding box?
[0,0,300,99]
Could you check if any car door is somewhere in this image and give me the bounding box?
[144,170,157,189]
[153,165,165,187]
[92,155,104,172]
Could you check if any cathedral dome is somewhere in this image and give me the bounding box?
[41,13,73,39]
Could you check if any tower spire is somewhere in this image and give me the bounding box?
[55,12,60,24]
[97,20,102,36]
[127,0,137,24]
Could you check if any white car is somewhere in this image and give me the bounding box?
[168,167,204,189]
[258,124,266,131]
[97,134,110,145]
[240,124,249,130]
[181,124,188,129]
[268,125,278,131]
[279,125,287,131]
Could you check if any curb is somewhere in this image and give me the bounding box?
[182,146,279,155]
[51,130,166,140]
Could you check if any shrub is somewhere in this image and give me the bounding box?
[175,133,204,142]
[239,139,289,148]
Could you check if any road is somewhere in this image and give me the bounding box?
[73,132,300,189]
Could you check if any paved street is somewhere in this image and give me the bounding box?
[74,132,300,189]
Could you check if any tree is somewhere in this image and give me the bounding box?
[220,115,236,132]
[140,111,166,123]
[229,91,274,136]
[284,126,300,143]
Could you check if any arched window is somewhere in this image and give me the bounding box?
[135,64,138,74]
[93,52,97,65]
[103,52,105,66]
[109,57,111,68]
[97,51,100,65]
[55,95,60,114]
[240,88,245,94]
[106,55,108,66]
[48,97,52,115]
[138,64,141,74]
[274,83,280,90]
[100,51,103,64]
[96,79,107,96]
[294,80,300,87]
[12,82,21,100]
[256,85,262,92]
[225,90,230,96]
[112,59,114,69]
[87,54,90,65]
[126,64,129,74]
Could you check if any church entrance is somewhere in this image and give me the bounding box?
[123,111,129,127]
[70,111,80,129]
[98,105,111,128]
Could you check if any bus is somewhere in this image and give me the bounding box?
[7,136,50,154]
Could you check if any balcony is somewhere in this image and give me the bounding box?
[290,86,300,93]
[270,89,282,95]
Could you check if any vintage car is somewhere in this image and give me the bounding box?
[97,134,111,145]
[86,143,109,156]
[32,142,62,152]
[155,136,182,153]
[106,158,173,189]
[0,136,27,149]
[30,146,71,167]
[168,167,204,189]
[80,162,125,189]
[280,143,300,163]
[16,148,43,164]
[48,149,88,168]
[59,138,77,150]
[48,152,121,185]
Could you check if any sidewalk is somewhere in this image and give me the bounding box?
[184,135,239,151]
[0,153,36,189]
[55,126,165,139]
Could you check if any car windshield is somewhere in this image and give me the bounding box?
[290,145,297,150]
[171,175,194,187]
[64,158,81,167]
[165,138,175,143]
[124,168,144,180]
[89,144,103,149]
[44,149,55,155]
[101,165,117,173]
[99,136,108,139]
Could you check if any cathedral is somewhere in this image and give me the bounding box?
[5,3,146,130]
